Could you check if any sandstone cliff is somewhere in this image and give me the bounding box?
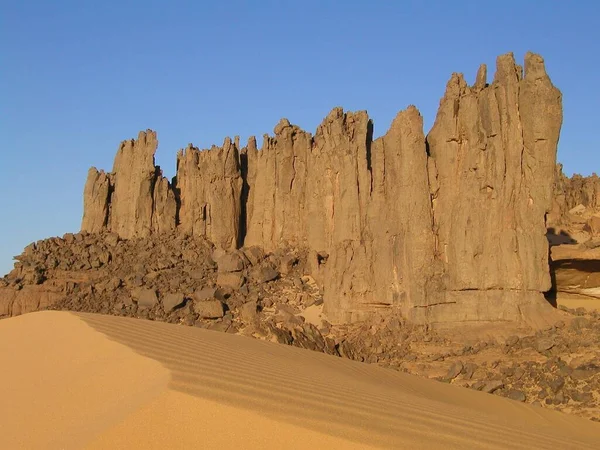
[176,138,243,250]
[425,52,563,324]
[81,130,177,237]
[8,52,566,327]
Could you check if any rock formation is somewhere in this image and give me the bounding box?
[81,130,177,238]
[425,53,563,324]
[549,165,600,229]
[81,168,110,233]
[8,52,566,327]
[176,138,243,250]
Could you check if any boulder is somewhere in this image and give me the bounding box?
[162,293,185,313]
[242,246,264,266]
[193,287,227,302]
[194,300,225,319]
[134,288,158,309]
[239,300,258,322]
[216,272,245,290]
[250,265,279,284]
[216,253,244,273]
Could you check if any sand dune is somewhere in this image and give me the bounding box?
[1,312,599,449]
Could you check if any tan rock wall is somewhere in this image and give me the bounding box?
[81,168,110,233]
[77,52,562,326]
[425,52,562,323]
[176,138,242,250]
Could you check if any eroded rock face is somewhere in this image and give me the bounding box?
[549,165,600,228]
[74,52,563,326]
[425,52,562,324]
[110,130,161,238]
[81,130,177,238]
[81,168,111,233]
[176,138,242,250]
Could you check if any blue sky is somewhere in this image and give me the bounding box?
[1,0,599,276]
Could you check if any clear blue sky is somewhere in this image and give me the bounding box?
[1,0,599,276]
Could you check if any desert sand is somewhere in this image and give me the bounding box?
[1,311,598,449]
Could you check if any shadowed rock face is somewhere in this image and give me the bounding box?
[75,52,563,326]
[81,168,110,233]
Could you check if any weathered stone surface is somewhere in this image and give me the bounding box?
[176,138,242,249]
[216,272,245,290]
[425,52,562,324]
[81,168,110,233]
[482,380,504,394]
[134,288,158,309]
[239,300,258,322]
[110,131,160,238]
[80,130,177,238]
[162,292,185,312]
[152,176,177,234]
[194,299,225,319]
[250,265,279,284]
[0,284,65,317]
[506,389,526,402]
[550,165,600,226]
[216,253,244,273]
[193,287,220,302]
[49,52,567,326]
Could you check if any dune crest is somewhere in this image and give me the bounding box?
[0,311,169,449]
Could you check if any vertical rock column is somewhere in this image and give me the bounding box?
[175,138,242,250]
[81,130,177,237]
[109,130,159,238]
[243,120,312,250]
[81,168,111,233]
[424,52,563,324]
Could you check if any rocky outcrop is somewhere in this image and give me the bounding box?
[176,138,243,250]
[425,52,563,324]
[549,165,600,227]
[81,130,177,238]
[110,130,164,237]
[241,107,436,322]
[81,168,111,233]
[49,52,566,326]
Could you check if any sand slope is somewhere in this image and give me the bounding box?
[1,312,599,449]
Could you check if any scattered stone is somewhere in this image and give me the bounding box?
[251,265,280,284]
[482,380,504,394]
[239,301,258,322]
[536,338,555,353]
[463,362,478,380]
[506,389,526,402]
[216,253,244,273]
[444,361,464,381]
[217,272,245,290]
[242,247,264,266]
[134,288,158,309]
[193,287,219,301]
[548,376,565,393]
[162,293,185,313]
[193,300,225,319]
